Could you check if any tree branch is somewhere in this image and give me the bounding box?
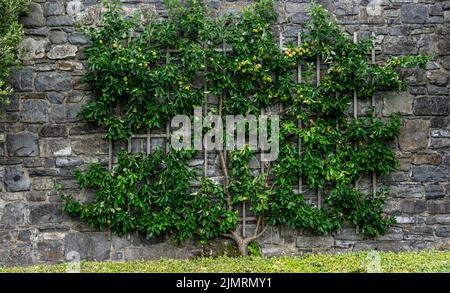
[218,96,232,210]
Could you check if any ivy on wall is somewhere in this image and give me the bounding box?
[0,0,29,110]
[62,0,429,255]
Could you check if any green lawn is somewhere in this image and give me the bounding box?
[1,251,450,273]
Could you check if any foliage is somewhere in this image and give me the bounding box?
[0,0,29,110]
[64,0,429,253]
[62,149,236,244]
[3,251,450,273]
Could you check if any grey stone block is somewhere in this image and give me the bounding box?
[49,30,68,44]
[37,240,65,262]
[296,236,334,248]
[40,125,68,137]
[435,226,450,237]
[1,203,26,224]
[47,45,78,59]
[4,167,30,192]
[47,16,75,26]
[8,68,33,92]
[21,3,46,27]
[7,132,39,157]
[68,32,90,45]
[411,165,450,182]
[400,199,427,214]
[35,72,72,92]
[425,184,445,200]
[401,4,427,24]
[399,119,429,151]
[29,203,68,224]
[21,100,49,123]
[65,233,111,261]
[44,2,65,16]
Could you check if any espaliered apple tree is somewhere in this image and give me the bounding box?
[62,0,429,256]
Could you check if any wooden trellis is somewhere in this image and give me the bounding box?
[105,28,379,241]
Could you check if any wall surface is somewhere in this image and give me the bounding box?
[0,0,449,266]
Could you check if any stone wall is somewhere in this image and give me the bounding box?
[0,0,449,266]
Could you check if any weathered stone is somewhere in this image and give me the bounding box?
[18,229,32,242]
[443,153,450,166]
[68,32,90,45]
[47,92,65,104]
[377,227,404,241]
[1,203,26,224]
[58,60,84,71]
[412,153,442,165]
[44,2,65,16]
[47,45,78,59]
[428,85,449,95]
[55,179,79,190]
[35,72,72,92]
[428,201,450,214]
[400,68,426,85]
[21,100,48,123]
[4,93,20,113]
[426,71,449,86]
[124,243,194,261]
[71,135,108,155]
[24,27,49,37]
[26,191,47,201]
[430,138,450,149]
[401,4,427,24]
[21,3,46,27]
[74,4,101,25]
[383,36,418,55]
[69,123,105,135]
[47,16,75,26]
[412,165,450,182]
[403,226,434,241]
[435,226,450,237]
[55,157,83,167]
[40,125,68,137]
[66,1,84,16]
[414,97,450,115]
[285,2,310,13]
[37,240,64,262]
[433,36,450,55]
[431,117,450,128]
[39,138,72,157]
[28,168,59,177]
[440,56,450,71]
[6,132,38,157]
[18,38,48,61]
[22,92,46,100]
[290,12,309,24]
[65,233,110,261]
[425,184,445,200]
[353,241,412,252]
[400,199,426,214]
[431,129,450,138]
[389,184,424,198]
[50,104,81,123]
[29,204,68,224]
[296,236,334,248]
[395,216,417,224]
[4,167,30,192]
[32,177,54,191]
[399,119,429,151]
[382,91,413,116]
[8,68,33,92]
[49,30,67,44]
